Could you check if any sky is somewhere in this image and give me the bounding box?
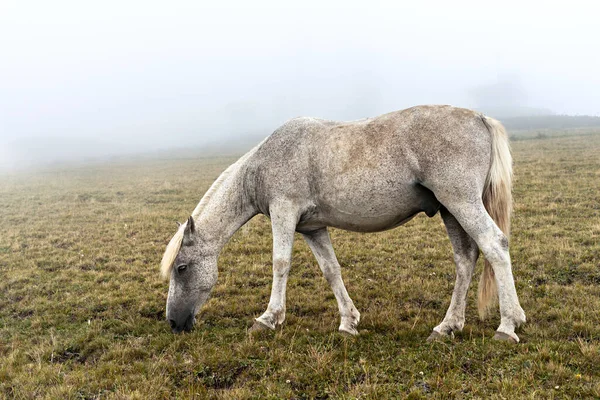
[0,0,599,168]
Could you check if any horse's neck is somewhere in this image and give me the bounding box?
[195,165,256,253]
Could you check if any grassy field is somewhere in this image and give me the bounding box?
[1,131,599,399]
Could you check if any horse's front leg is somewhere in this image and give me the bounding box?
[251,203,298,332]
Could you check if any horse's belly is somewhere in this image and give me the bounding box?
[307,209,420,233]
[297,184,437,233]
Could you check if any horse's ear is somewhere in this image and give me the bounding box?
[184,216,195,236]
[182,216,196,246]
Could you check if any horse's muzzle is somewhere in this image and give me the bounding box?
[168,313,194,333]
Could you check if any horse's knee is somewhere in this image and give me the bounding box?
[273,258,290,278]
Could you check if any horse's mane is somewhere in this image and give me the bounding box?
[160,140,266,279]
[159,161,242,279]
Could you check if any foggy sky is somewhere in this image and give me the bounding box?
[1,0,599,168]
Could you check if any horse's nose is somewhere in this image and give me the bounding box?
[168,315,194,333]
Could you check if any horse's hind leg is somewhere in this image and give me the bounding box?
[428,208,479,341]
[251,202,298,332]
[438,198,526,342]
[303,228,360,335]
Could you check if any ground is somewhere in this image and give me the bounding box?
[0,130,599,399]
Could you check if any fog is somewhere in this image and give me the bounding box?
[1,0,599,169]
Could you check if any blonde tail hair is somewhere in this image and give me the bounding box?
[478,116,513,320]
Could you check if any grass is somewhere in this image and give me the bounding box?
[0,131,599,399]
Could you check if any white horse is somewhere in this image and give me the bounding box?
[160,105,526,342]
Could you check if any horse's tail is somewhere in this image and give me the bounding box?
[478,116,513,320]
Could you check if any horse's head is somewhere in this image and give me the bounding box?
[161,216,218,333]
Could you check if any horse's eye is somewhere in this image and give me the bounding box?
[177,264,188,273]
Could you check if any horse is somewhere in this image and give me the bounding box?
[160,105,526,343]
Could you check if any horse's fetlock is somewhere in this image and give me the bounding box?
[352,308,360,323]
[341,306,360,333]
[268,305,285,325]
[447,319,464,333]
[343,306,360,322]
[513,307,526,327]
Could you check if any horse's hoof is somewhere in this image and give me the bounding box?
[426,331,446,342]
[493,331,519,343]
[339,327,358,337]
[248,320,273,334]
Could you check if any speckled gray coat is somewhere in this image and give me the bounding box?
[163,105,526,342]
